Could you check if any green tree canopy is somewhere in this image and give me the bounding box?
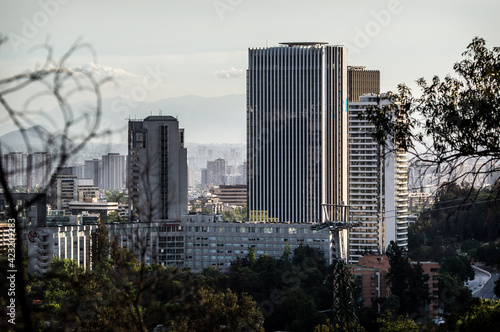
[362,37,500,199]
[456,299,500,332]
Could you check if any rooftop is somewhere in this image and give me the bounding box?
[143,115,177,122]
[279,42,328,47]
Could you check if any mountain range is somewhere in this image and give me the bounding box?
[0,94,246,164]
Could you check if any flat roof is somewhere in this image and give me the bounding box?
[279,42,328,46]
[144,115,177,121]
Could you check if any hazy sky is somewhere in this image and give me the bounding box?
[1,0,499,139]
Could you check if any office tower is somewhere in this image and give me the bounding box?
[201,168,208,187]
[28,152,51,189]
[50,167,76,212]
[188,168,196,188]
[348,66,380,102]
[84,159,101,187]
[72,165,85,179]
[247,42,348,223]
[206,158,226,185]
[128,116,188,221]
[101,153,126,191]
[4,152,28,188]
[348,94,408,263]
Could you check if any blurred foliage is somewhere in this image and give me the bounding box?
[221,206,248,222]
[455,299,500,332]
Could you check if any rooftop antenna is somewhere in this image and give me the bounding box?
[159,108,162,116]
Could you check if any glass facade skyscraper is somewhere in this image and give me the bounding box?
[247,42,348,224]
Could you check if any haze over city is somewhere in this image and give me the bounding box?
[1,0,499,143]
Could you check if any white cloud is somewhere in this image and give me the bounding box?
[213,67,245,79]
[75,63,142,82]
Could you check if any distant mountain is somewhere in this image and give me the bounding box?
[0,125,71,152]
[0,94,246,164]
[0,125,127,165]
[101,94,246,144]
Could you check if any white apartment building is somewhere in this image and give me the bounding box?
[348,94,409,263]
[26,224,97,276]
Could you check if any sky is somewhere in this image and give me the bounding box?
[1,0,499,142]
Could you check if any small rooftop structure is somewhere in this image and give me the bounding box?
[279,42,328,47]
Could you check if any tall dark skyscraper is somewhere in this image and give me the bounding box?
[128,116,188,221]
[247,42,348,223]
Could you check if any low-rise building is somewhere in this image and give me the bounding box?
[350,254,440,317]
[181,215,332,272]
[0,193,47,227]
[27,214,333,275]
[26,224,97,276]
[212,185,247,207]
[68,201,118,218]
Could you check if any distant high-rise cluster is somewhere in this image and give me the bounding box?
[199,158,246,187]
[3,151,51,189]
[72,154,126,191]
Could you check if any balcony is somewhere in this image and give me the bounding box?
[35,236,49,246]
[36,246,50,255]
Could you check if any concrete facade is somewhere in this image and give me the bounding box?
[128,116,188,221]
[348,94,409,263]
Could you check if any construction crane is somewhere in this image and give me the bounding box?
[311,204,362,330]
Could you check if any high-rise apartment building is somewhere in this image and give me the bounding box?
[128,116,188,221]
[348,66,380,102]
[206,158,226,185]
[247,42,348,223]
[28,152,51,189]
[84,159,101,187]
[101,153,126,191]
[51,167,76,213]
[4,152,27,188]
[348,94,409,263]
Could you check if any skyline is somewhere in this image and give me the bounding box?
[1,0,499,143]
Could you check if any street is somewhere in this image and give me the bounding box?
[468,265,499,300]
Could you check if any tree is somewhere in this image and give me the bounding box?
[439,272,474,314]
[386,241,429,317]
[105,190,128,204]
[91,219,110,265]
[386,241,411,314]
[455,299,500,331]
[440,255,475,283]
[376,311,419,332]
[0,37,109,331]
[494,276,500,298]
[362,37,500,202]
[165,286,264,332]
